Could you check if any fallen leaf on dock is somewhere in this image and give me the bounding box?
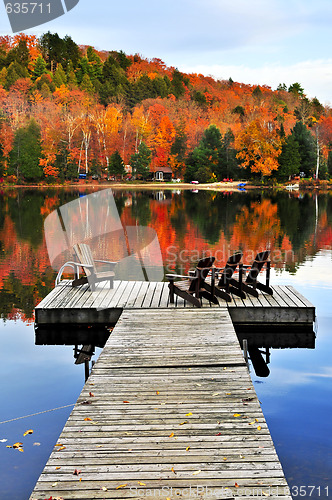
[257,426,262,431]
[138,482,146,486]
[12,442,23,451]
[233,413,241,417]
[23,430,33,437]
[171,467,176,474]
[185,412,193,417]
[84,418,93,421]
[52,483,58,487]
[186,446,190,451]
[216,432,222,436]
[235,482,239,488]
[179,421,188,425]
[116,484,127,489]
[89,392,95,397]
[212,392,220,396]
[58,446,66,451]
[156,391,160,395]
[225,392,231,395]
[195,383,202,387]
[192,470,201,475]
[55,467,61,470]
[223,457,227,461]
[73,469,81,475]
[123,401,130,403]
[242,397,255,402]
[100,486,108,491]
[169,432,175,438]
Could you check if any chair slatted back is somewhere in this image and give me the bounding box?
[73,243,95,278]
[189,257,215,292]
[218,252,242,286]
[246,250,270,284]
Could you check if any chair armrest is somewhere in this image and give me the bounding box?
[166,273,196,281]
[75,262,94,269]
[94,259,118,266]
[55,261,82,286]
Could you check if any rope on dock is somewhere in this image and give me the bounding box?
[0,403,76,425]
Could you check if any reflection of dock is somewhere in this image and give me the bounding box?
[30,283,314,499]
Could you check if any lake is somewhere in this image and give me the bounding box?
[0,186,331,499]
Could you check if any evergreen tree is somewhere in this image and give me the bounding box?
[171,69,185,97]
[130,142,151,180]
[291,121,316,176]
[184,125,223,182]
[108,150,125,179]
[32,56,48,80]
[80,73,94,94]
[0,67,7,87]
[277,135,301,180]
[5,61,29,89]
[6,39,30,68]
[10,119,43,181]
[53,63,67,87]
[219,129,239,179]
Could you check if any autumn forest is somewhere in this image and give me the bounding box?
[1,33,332,183]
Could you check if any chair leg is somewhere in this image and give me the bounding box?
[256,282,273,295]
[168,282,175,304]
[201,290,219,305]
[202,281,232,302]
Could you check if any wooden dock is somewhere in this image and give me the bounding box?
[35,281,315,328]
[30,308,292,500]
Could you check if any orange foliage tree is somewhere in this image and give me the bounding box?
[235,119,282,176]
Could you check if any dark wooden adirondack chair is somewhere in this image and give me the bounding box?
[239,250,272,297]
[203,251,246,301]
[71,243,118,291]
[166,257,219,308]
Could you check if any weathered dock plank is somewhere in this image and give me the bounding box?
[30,309,291,500]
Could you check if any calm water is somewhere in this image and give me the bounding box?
[0,187,331,499]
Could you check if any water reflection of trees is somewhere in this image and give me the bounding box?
[0,188,331,320]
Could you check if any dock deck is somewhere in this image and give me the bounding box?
[30,308,292,500]
[35,281,315,327]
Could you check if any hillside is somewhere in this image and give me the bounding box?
[0,32,332,183]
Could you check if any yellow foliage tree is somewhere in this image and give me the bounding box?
[235,119,282,176]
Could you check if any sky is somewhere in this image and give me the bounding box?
[1,0,332,104]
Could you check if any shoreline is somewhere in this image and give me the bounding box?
[0,181,331,191]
